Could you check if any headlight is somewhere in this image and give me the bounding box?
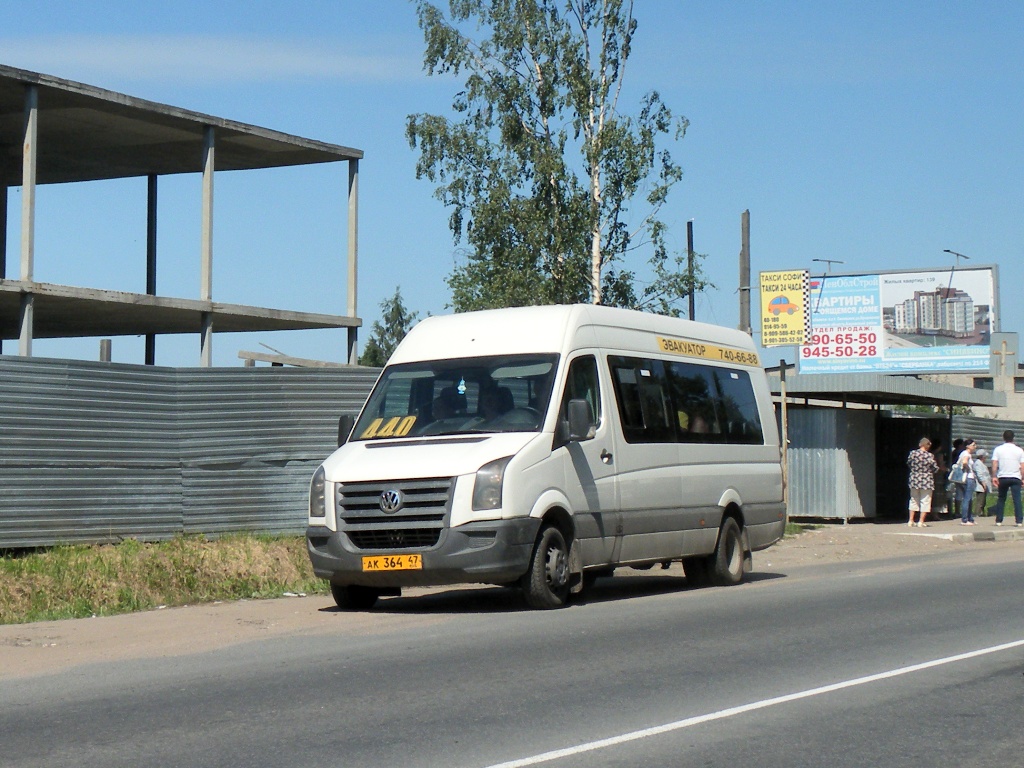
[472,456,513,511]
[309,466,327,519]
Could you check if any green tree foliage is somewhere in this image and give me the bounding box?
[889,404,974,416]
[359,288,420,367]
[407,0,708,314]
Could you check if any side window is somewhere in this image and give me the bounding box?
[667,361,722,442]
[611,354,766,446]
[560,356,601,430]
[609,356,673,444]
[712,369,764,444]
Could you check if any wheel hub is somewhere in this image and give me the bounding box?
[546,547,569,588]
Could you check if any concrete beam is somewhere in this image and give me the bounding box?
[0,280,361,339]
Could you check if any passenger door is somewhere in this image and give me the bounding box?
[557,354,619,566]
[606,356,685,562]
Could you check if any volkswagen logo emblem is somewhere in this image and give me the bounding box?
[379,489,403,514]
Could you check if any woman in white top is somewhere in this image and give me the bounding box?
[953,439,978,525]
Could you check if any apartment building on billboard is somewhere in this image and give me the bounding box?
[891,287,975,338]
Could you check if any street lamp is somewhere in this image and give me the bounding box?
[811,258,844,273]
[944,249,971,266]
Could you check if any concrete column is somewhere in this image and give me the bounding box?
[18,294,32,357]
[200,311,213,367]
[0,183,7,280]
[145,174,157,365]
[19,84,38,357]
[201,127,214,301]
[1,182,6,356]
[347,158,359,364]
[200,126,214,366]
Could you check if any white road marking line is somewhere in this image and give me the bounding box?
[482,638,1024,768]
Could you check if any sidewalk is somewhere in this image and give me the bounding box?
[808,515,1024,544]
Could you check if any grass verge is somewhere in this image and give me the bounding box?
[4,526,814,625]
[785,521,819,536]
[0,534,327,626]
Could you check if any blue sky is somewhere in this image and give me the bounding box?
[2,1,1021,367]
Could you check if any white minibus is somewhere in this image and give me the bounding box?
[307,304,785,609]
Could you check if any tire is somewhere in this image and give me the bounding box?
[711,517,746,586]
[330,583,380,610]
[521,525,571,609]
[682,555,713,587]
[581,566,615,592]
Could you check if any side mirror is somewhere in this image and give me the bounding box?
[566,398,593,442]
[553,399,594,448]
[337,414,355,447]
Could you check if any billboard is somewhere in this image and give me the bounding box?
[759,270,809,347]
[795,266,997,374]
[757,264,995,376]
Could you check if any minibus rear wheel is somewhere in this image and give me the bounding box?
[682,556,713,587]
[711,517,745,586]
[522,525,571,609]
[330,583,380,610]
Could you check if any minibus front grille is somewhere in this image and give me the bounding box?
[348,528,441,549]
[335,477,453,550]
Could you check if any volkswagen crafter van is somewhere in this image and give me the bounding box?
[306,304,785,609]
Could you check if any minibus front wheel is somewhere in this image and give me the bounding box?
[330,583,380,610]
[522,525,571,609]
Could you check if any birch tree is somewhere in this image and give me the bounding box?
[407,0,705,313]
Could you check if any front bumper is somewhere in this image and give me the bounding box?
[306,517,542,588]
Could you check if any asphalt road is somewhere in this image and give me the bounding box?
[3,547,1024,768]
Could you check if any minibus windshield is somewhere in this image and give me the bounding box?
[352,354,559,440]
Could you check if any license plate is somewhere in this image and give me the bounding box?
[361,554,423,572]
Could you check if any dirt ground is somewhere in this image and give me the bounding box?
[2,520,1020,681]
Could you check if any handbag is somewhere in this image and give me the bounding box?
[948,463,964,484]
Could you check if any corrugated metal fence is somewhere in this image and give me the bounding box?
[0,357,378,548]
[785,407,877,520]
[951,414,1024,456]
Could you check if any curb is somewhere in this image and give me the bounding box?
[888,528,1024,544]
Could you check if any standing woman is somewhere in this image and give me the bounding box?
[931,439,949,516]
[907,437,939,527]
[953,439,978,525]
[949,437,965,519]
[973,448,992,517]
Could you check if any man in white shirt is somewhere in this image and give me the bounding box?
[990,430,1024,526]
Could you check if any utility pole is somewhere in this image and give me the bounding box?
[687,220,695,321]
[738,210,751,335]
